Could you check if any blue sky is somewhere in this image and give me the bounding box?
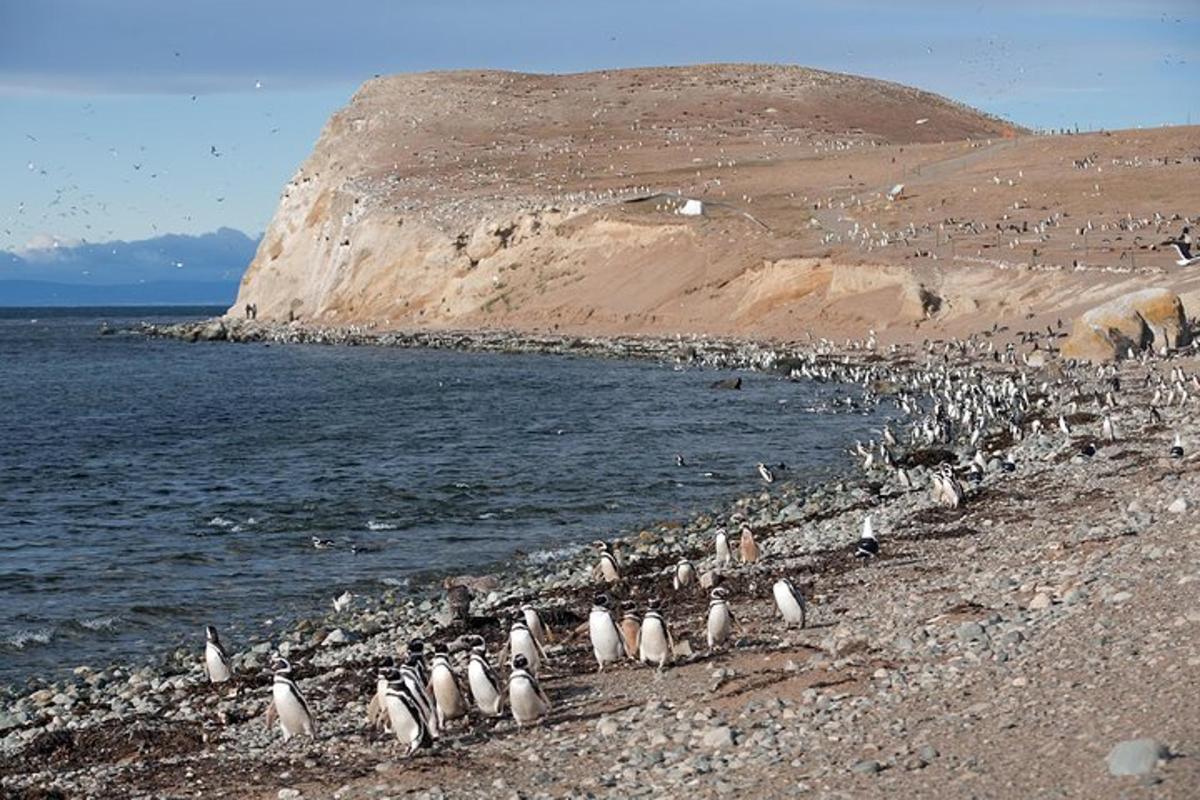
[1,0,1196,252]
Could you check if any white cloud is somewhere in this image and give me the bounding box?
[15,232,83,258]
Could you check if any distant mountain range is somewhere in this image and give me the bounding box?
[0,227,260,306]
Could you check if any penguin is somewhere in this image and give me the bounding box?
[1002,452,1017,473]
[772,578,807,628]
[588,594,624,672]
[382,667,433,756]
[1171,432,1184,459]
[714,528,732,568]
[619,601,641,660]
[1101,415,1117,443]
[522,604,551,647]
[1058,415,1072,437]
[466,640,505,717]
[855,515,880,561]
[637,598,674,670]
[675,453,686,467]
[311,535,335,550]
[428,648,469,728]
[204,625,232,684]
[739,524,760,564]
[705,587,736,650]
[507,618,547,677]
[508,654,551,728]
[367,657,395,731]
[757,462,776,484]
[673,558,696,590]
[593,540,622,584]
[266,657,315,741]
[399,653,440,740]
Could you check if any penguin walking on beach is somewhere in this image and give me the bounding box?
[382,666,434,756]
[508,654,551,728]
[506,618,547,677]
[428,648,468,728]
[593,540,622,584]
[772,578,808,628]
[204,625,233,684]
[619,601,641,660]
[589,594,625,672]
[739,524,760,564]
[265,657,315,741]
[466,640,505,718]
[637,598,674,670]
[522,604,551,648]
[855,515,880,561]
[706,587,737,650]
[673,558,696,590]
[714,528,732,568]
[399,653,440,740]
[367,658,395,731]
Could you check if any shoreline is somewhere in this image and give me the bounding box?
[5,323,1199,798]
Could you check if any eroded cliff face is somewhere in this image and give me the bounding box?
[231,65,1199,341]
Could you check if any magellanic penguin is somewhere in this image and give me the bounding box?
[757,462,776,484]
[772,578,807,628]
[508,653,551,728]
[466,639,505,717]
[367,657,395,731]
[507,618,548,677]
[521,603,551,647]
[589,594,625,672]
[706,587,737,650]
[204,625,233,684]
[400,654,440,740]
[429,648,469,728]
[637,598,674,670]
[855,515,880,561]
[382,666,434,756]
[265,657,315,741]
[673,558,696,590]
[1171,432,1184,459]
[714,528,732,568]
[593,540,622,584]
[619,601,641,660]
[739,524,760,564]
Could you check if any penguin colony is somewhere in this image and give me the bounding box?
[208,329,1191,758]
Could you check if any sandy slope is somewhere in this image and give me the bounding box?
[227,65,1200,343]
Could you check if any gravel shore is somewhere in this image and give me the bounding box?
[4,323,1198,799]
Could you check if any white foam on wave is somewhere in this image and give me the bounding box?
[366,519,398,531]
[79,616,120,632]
[5,629,52,650]
[524,542,587,566]
[380,577,410,588]
[208,516,235,528]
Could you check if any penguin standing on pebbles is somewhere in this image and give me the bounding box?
[266,657,315,741]
[855,515,880,561]
[467,639,504,718]
[637,598,674,670]
[382,666,433,756]
[619,601,641,660]
[368,658,395,731]
[589,594,624,672]
[739,524,760,564]
[714,528,732,568]
[204,625,232,684]
[429,647,468,728]
[508,654,551,728]
[772,578,808,628]
[593,541,622,584]
[706,587,736,650]
[522,604,551,648]
[673,558,696,590]
[1171,432,1184,459]
[507,618,546,677]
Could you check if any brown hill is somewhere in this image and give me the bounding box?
[231,65,1199,341]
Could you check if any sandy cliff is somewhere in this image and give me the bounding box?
[231,65,1200,341]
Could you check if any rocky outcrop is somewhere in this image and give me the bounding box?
[1061,288,1191,361]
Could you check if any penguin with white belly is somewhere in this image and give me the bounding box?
[204,625,232,684]
[265,657,315,741]
[508,654,551,728]
[589,593,624,672]
[466,638,505,717]
[772,578,807,628]
[429,646,469,728]
[637,598,674,670]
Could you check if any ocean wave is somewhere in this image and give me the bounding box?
[366,519,398,531]
[78,616,120,632]
[380,577,410,589]
[4,628,52,650]
[208,516,235,529]
[523,542,587,565]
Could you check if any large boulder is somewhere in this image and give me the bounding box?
[1061,288,1190,362]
